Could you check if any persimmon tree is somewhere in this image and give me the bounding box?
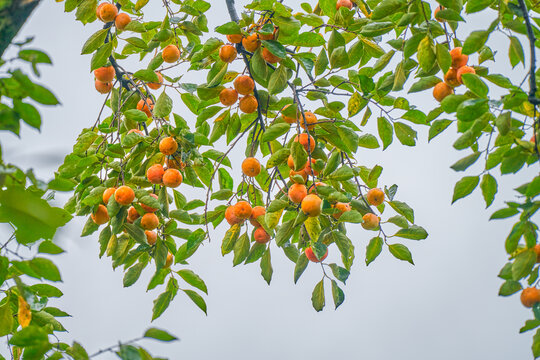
[2,0,540,358]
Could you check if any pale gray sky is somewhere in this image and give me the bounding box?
[0,1,537,359]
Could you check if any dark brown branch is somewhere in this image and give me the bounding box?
[0,0,41,57]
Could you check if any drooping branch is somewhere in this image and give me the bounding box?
[0,0,41,57]
[517,0,540,106]
[225,0,240,22]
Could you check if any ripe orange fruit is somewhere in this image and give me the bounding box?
[534,244,540,262]
[239,95,258,113]
[457,65,476,84]
[99,3,118,22]
[234,75,255,95]
[521,287,540,308]
[303,158,319,177]
[336,0,353,10]
[94,66,115,83]
[362,213,380,230]
[249,206,266,227]
[282,104,298,124]
[147,164,165,184]
[137,99,153,117]
[333,202,351,219]
[301,194,322,217]
[95,80,112,94]
[103,187,116,204]
[162,169,183,188]
[141,213,159,230]
[288,183,308,203]
[289,169,307,183]
[96,3,106,21]
[262,48,281,64]
[115,13,131,30]
[450,47,468,69]
[253,227,271,243]
[148,72,163,90]
[219,88,238,106]
[225,206,243,225]
[145,230,157,245]
[165,156,184,170]
[305,247,328,262]
[227,34,243,43]
[165,252,174,268]
[294,133,316,152]
[242,33,260,52]
[444,68,460,88]
[127,206,140,223]
[159,137,178,155]
[367,188,385,206]
[219,45,237,63]
[114,186,135,206]
[433,82,454,102]
[241,157,261,177]
[287,155,297,170]
[140,193,159,213]
[234,201,252,219]
[300,111,317,130]
[91,204,109,225]
[434,5,445,22]
[162,44,180,63]
[258,27,276,41]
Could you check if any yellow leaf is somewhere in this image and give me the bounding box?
[18,296,31,328]
[265,209,283,229]
[305,216,321,242]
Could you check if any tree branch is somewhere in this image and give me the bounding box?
[0,0,41,57]
[517,0,540,105]
[225,0,240,22]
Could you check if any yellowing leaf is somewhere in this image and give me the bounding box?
[18,296,31,328]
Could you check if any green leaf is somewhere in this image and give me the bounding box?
[215,21,242,35]
[388,200,414,223]
[81,29,109,55]
[436,43,452,73]
[490,207,519,220]
[357,134,380,149]
[152,290,176,321]
[377,117,393,150]
[38,241,65,255]
[512,250,536,280]
[268,65,288,94]
[262,40,286,58]
[260,248,272,285]
[30,257,61,281]
[533,328,540,358]
[183,289,207,314]
[366,237,383,266]
[124,109,149,122]
[520,320,540,333]
[370,0,406,20]
[176,269,207,294]
[509,36,525,67]
[417,36,436,72]
[311,279,325,312]
[123,262,145,287]
[331,279,345,309]
[348,92,363,118]
[499,280,522,296]
[466,0,494,13]
[294,253,309,284]
[388,243,414,264]
[429,119,452,141]
[261,123,290,142]
[408,76,441,93]
[90,42,112,71]
[9,325,48,346]
[394,122,417,146]
[480,173,497,208]
[266,148,290,168]
[394,225,428,240]
[451,176,480,204]
[144,328,178,342]
[462,30,489,55]
[450,152,481,172]
[233,233,250,266]
[456,99,489,122]
[0,303,12,337]
[153,92,173,118]
[329,263,350,284]
[461,73,488,98]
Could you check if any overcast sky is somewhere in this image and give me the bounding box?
[0,1,538,359]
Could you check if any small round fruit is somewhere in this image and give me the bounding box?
[362,213,380,230]
[145,230,157,246]
[333,202,351,220]
[301,194,322,217]
[225,206,243,225]
[336,0,353,10]
[253,227,271,244]
[281,104,298,124]
[305,247,328,262]
[141,213,159,230]
[103,187,116,204]
[162,169,183,188]
[94,66,115,83]
[521,287,540,308]
[450,47,468,69]
[162,44,180,63]
[242,33,260,52]
[127,206,140,222]
[433,82,454,102]
[147,164,165,184]
[239,95,258,113]
[288,183,307,203]
[96,3,106,21]
[444,68,460,88]
[367,188,385,206]
[159,137,178,155]
[115,13,131,30]
[294,133,316,152]
[114,186,135,206]
[148,72,163,90]
[234,201,252,219]
[99,3,118,22]
[234,75,255,95]
[219,88,238,106]
[434,5,445,22]
[258,27,276,40]
[289,169,307,183]
[219,44,237,63]
[241,157,261,177]
[249,206,266,227]
[287,155,297,170]
[457,65,476,84]
[227,34,243,43]
[262,48,281,64]
[300,111,317,130]
[534,244,540,262]
[95,80,112,94]
[165,252,174,268]
[137,99,153,117]
[140,193,159,213]
[91,204,109,225]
